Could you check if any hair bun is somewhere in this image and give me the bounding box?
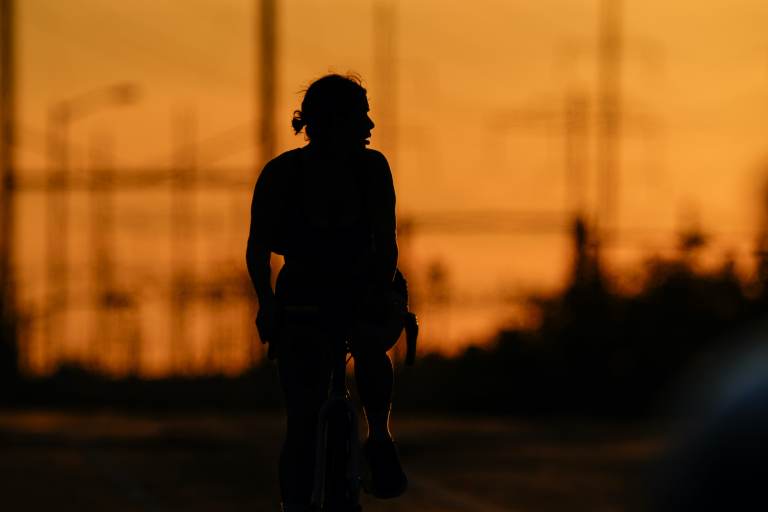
[291,110,306,134]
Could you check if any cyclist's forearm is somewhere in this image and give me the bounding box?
[246,242,275,306]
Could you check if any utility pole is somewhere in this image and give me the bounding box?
[597,0,623,238]
[170,107,197,374]
[257,0,277,170]
[373,0,398,174]
[249,0,278,361]
[89,130,116,371]
[0,0,18,385]
[0,0,16,319]
[45,105,69,371]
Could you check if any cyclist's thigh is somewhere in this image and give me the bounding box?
[277,319,334,416]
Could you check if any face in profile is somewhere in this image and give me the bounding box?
[335,97,375,149]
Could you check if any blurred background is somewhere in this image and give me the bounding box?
[3,0,768,510]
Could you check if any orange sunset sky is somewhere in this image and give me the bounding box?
[10,0,768,373]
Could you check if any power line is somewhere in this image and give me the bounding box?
[400,209,568,234]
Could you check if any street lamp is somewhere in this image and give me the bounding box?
[44,82,141,372]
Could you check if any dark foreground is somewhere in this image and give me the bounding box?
[0,411,662,512]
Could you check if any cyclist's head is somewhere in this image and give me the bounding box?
[292,74,374,149]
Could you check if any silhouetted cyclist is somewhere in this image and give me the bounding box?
[246,74,407,512]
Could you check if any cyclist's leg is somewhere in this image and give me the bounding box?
[352,342,407,498]
[352,348,393,441]
[277,321,333,508]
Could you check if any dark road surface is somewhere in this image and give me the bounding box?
[0,411,662,511]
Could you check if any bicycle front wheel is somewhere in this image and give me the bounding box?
[322,401,360,511]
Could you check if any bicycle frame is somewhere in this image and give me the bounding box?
[311,338,362,511]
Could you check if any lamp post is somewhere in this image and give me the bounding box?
[44,82,140,372]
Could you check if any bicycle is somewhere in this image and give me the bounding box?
[307,309,418,512]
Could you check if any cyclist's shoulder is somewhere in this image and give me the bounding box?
[358,149,393,189]
[257,148,304,187]
[263,148,303,173]
[360,148,390,170]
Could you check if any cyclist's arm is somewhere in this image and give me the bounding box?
[246,162,277,309]
[368,150,398,287]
